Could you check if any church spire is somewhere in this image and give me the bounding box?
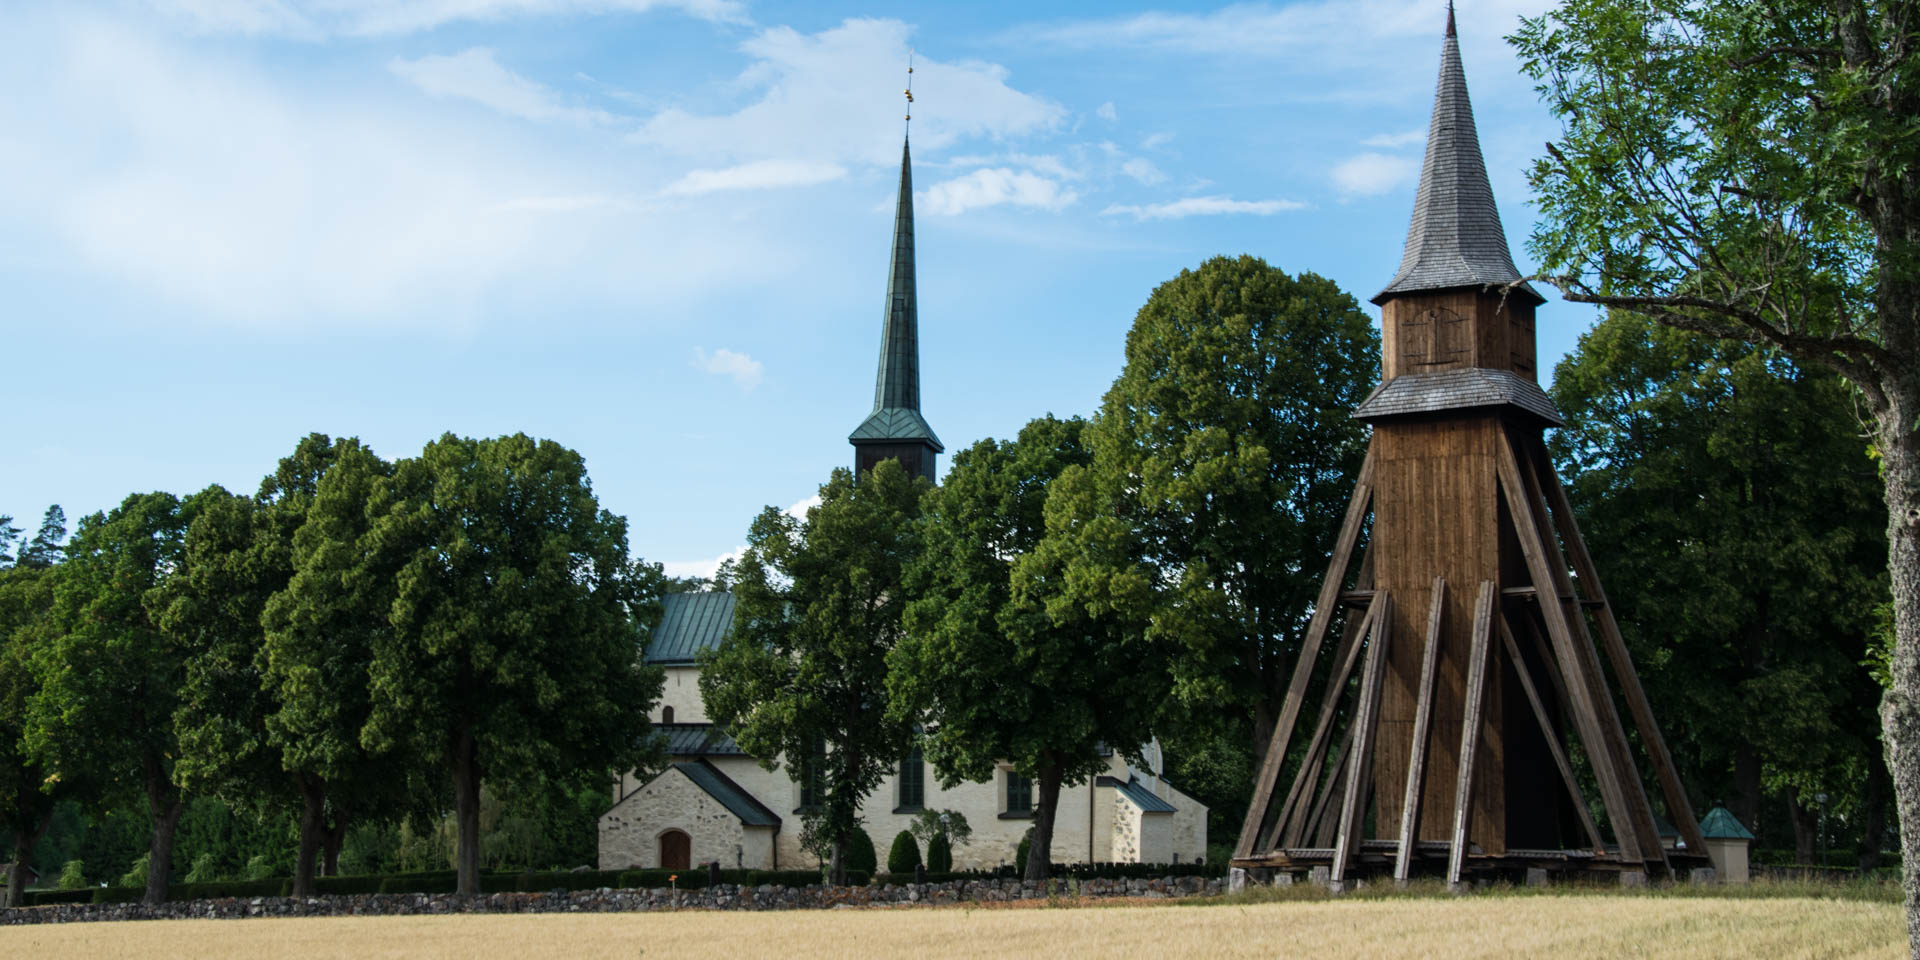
[1372,8,1541,306]
[850,62,943,480]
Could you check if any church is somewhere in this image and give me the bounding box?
[597,129,1209,874]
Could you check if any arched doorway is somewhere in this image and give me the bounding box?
[660,830,691,870]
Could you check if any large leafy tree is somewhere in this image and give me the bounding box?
[0,553,72,905]
[894,416,1170,882]
[1064,255,1378,768]
[1511,1,1920,937]
[702,459,927,885]
[24,493,193,905]
[1550,313,1887,862]
[358,433,663,895]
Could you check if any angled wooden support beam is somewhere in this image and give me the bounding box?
[1332,593,1392,887]
[1274,593,1383,848]
[1445,581,1497,889]
[1498,613,1605,855]
[1495,429,1648,866]
[1393,578,1447,884]
[1510,432,1666,870]
[1525,436,1707,859]
[1235,448,1376,860]
[1306,724,1356,848]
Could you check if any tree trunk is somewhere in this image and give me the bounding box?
[1731,741,1762,841]
[828,837,846,887]
[7,813,51,908]
[1250,700,1277,780]
[1862,754,1891,872]
[1875,408,1920,956]
[292,775,325,897]
[451,728,483,896]
[323,805,351,878]
[1788,789,1818,865]
[1024,763,1064,885]
[144,780,184,907]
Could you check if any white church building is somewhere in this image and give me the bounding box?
[598,591,1209,873]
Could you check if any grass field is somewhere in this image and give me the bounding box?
[0,893,1901,959]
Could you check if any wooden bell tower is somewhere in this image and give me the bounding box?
[1232,9,1707,887]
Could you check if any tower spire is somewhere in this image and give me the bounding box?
[849,55,943,480]
[1371,8,1540,305]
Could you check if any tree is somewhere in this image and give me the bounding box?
[24,493,192,905]
[700,459,927,885]
[357,433,664,895]
[0,516,19,568]
[16,506,65,570]
[0,557,70,906]
[893,416,1169,882]
[1511,2,1920,938]
[1062,255,1378,770]
[1550,312,1887,861]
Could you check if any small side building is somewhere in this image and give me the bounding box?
[599,592,1208,872]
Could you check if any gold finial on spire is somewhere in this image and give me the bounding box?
[905,48,915,123]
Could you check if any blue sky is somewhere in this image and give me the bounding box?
[0,0,1583,576]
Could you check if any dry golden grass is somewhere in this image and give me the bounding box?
[0,895,1899,959]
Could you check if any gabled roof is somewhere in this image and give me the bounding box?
[1698,806,1756,841]
[656,723,746,757]
[1373,13,1543,307]
[675,760,780,827]
[850,136,942,452]
[644,591,736,665]
[1352,367,1564,426]
[1098,775,1177,814]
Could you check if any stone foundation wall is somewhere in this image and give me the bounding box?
[2,876,1227,926]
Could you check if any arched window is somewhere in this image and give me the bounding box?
[662,705,675,724]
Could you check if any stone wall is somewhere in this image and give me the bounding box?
[600,767,749,870]
[1,876,1228,926]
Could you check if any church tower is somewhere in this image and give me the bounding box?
[848,134,943,481]
[1232,8,1706,888]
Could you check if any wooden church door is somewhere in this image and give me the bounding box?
[660,830,691,870]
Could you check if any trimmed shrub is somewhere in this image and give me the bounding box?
[926,833,953,873]
[845,830,877,878]
[887,831,921,874]
[1014,829,1032,877]
[56,859,86,891]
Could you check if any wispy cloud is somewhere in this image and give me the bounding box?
[632,19,1065,167]
[662,159,847,196]
[920,168,1078,216]
[488,194,622,213]
[390,48,618,126]
[1141,131,1174,150]
[1331,152,1418,197]
[693,347,764,390]
[1121,157,1166,185]
[1362,129,1426,148]
[1100,195,1304,221]
[1019,1,1554,55]
[1095,101,1117,121]
[660,494,820,579]
[149,0,748,38]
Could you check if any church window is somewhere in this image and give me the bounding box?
[661,705,674,724]
[800,737,827,811]
[1005,771,1032,815]
[898,744,925,811]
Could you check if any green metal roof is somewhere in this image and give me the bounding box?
[675,760,780,827]
[849,407,944,449]
[1098,775,1177,814]
[656,723,745,757]
[1698,806,1755,841]
[643,592,736,665]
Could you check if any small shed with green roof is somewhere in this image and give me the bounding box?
[1697,805,1755,882]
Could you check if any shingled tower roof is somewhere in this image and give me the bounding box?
[1372,8,1543,306]
[849,136,943,452]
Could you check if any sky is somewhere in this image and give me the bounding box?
[0,0,1589,578]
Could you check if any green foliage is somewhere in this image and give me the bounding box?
[119,852,148,889]
[845,828,877,878]
[926,832,952,873]
[245,854,275,882]
[701,459,928,884]
[1550,314,1887,843]
[1015,828,1032,877]
[0,557,64,905]
[16,506,66,570]
[1058,255,1379,765]
[906,808,971,849]
[56,859,84,890]
[183,852,219,883]
[886,830,921,874]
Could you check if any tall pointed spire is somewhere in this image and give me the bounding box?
[850,64,942,480]
[1372,9,1541,305]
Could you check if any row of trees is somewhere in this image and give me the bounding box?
[0,433,665,904]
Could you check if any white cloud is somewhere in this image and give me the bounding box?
[632,19,1065,167]
[1121,157,1166,185]
[693,347,764,390]
[1022,0,1555,56]
[661,159,846,196]
[660,494,819,579]
[487,193,622,213]
[1141,131,1174,150]
[1095,100,1117,121]
[390,48,617,126]
[1362,129,1427,148]
[149,0,748,37]
[919,168,1078,216]
[1332,152,1419,196]
[1100,195,1305,221]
